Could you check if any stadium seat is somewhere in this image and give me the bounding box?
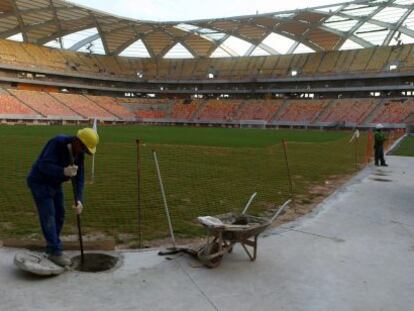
[198,100,241,121]
[277,100,327,123]
[348,49,374,72]
[50,93,117,119]
[87,96,135,119]
[238,100,283,121]
[319,99,377,124]
[9,90,79,117]
[135,110,166,119]
[0,93,37,116]
[171,101,202,120]
[372,99,414,123]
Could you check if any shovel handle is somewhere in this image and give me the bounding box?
[67,144,84,265]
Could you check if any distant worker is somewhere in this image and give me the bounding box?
[374,123,388,167]
[27,128,99,267]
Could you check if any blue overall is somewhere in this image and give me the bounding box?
[27,135,84,255]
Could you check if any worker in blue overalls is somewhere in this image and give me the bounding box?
[27,128,99,267]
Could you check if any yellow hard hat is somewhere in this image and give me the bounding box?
[77,128,99,154]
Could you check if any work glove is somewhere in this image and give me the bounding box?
[73,201,83,215]
[64,165,78,177]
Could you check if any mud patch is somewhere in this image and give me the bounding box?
[72,253,119,273]
[272,174,355,227]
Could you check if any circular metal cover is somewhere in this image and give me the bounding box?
[14,252,65,276]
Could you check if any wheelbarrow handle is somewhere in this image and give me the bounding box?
[270,199,292,222]
[242,192,257,215]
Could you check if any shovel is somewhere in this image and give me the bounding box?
[67,144,85,267]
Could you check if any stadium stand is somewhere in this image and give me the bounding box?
[389,45,412,71]
[0,39,33,67]
[289,54,309,75]
[276,100,328,123]
[365,47,392,72]
[3,88,414,127]
[87,95,135,119]
[273,55,290,76]
[319,99,378,124]
[348,49,374,72]
[302,54,324,75]
[238,100,283,121]
[318,51,339,74]
[94,55,122,75]
[171,100,202,120]
[135,109,166,119]
[9,90,80,118]
[401,45,414,71]
[21,44,67,72]
[372,99,414,124]
[334,50,357,74]
[198,100,241,121]
[50,93,117,120]
[0,92,38,117]
[1,38,413,80]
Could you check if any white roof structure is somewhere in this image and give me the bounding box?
[1,0,414,58]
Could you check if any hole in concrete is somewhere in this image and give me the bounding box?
[71,253,118,273]
[371,178,392,182]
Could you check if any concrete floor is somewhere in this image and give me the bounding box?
[1,156,414,311]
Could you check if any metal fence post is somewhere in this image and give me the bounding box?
[354,137,359,170]
[282,139,294,198]
[136,139,142,248]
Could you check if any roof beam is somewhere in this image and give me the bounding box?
[219,44,238,57]
[339,12,414,38]
[177,40,198,58]
[205,34,230,56]
[68,33,100,50]
[158,42,179,58]
[237,19,324,52]
[111,35,140,55]
[140,38,156,58]
[0,19,57,39]
[36,20,96,45]
[0,5,70,20]
[9,0,28,42]
[324,1,393,49]
[383,6,414,45]
[319,25,374,47]
[92,15,110,55]
[110,23,162,56]
[287,41,300,54]
[160,27,202,58]
[49,0,64,48]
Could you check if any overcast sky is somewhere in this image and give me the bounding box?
[69,0,346,21]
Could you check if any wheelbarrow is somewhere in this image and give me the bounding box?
[196,195,291,268]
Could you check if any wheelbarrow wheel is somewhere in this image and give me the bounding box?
[197,242,223,268]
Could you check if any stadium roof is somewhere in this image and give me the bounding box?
[1,0,414,58]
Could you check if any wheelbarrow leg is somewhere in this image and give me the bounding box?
[240,235,259,261]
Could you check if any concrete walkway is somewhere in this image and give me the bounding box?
[1,156,414,311]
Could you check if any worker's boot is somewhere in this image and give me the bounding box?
[48,254,72,267]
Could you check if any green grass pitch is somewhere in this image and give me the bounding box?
[393,135,414,157]
[0,125,367,246]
